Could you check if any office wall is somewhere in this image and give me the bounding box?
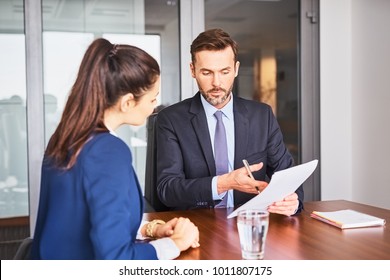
[320,0,390,209]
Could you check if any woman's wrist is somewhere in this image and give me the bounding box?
[145,219,166,238]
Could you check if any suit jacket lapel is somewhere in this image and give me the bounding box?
[189,92,216,175]
[233,96,249,169]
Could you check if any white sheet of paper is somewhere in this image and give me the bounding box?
[227,159,318,218]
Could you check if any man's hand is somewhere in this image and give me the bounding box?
[217,162,268,195]
[268,192,299,216]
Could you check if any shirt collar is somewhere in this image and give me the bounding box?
[200,93,234,120]
[109,130,118,137]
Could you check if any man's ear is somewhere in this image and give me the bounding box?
[234,61,240,77]
[121,93,135,112]
[190,62,196,78]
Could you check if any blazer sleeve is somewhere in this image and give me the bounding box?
[156,110,215,209]
[82,135,157,259]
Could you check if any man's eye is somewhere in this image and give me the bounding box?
[202,72,210,76]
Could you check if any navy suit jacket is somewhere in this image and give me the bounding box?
[31,132,157,260]
[156,92,303,211]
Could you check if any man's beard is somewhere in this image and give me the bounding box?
[200,85,233,107]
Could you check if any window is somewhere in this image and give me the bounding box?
[0,0,28,218]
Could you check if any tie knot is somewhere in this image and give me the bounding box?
[214,110,223,121]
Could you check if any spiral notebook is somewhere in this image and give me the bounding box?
[310,209,386,229]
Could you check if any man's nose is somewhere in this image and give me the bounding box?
[212,74,221,87]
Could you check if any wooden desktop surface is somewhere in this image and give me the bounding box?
[143,200,390,260]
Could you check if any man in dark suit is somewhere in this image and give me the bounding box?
[156,28,303,216]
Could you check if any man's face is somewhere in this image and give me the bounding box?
[190,47,240,109]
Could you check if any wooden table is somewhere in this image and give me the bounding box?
[144,200,390,260]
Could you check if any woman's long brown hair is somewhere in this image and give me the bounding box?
[45,38,160,169]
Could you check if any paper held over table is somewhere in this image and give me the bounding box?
[227,159,318,219]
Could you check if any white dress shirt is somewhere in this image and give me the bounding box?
[200,94,235,208]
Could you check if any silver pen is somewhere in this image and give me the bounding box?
[242,159,260,193]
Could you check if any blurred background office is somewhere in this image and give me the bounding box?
[0,0,389,259]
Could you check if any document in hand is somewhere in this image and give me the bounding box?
[227,159,318,218]
[310,209,386,229]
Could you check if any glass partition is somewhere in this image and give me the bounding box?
[0,0,28,218]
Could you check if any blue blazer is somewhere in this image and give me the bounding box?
[156,92,303,211]
[31,132,157,260]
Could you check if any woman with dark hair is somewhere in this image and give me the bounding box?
[31,38,199,260]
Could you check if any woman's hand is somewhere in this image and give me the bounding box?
[153,217,178,238]
[169,217,200,251]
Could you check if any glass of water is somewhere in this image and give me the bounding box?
[237,209,269,260]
